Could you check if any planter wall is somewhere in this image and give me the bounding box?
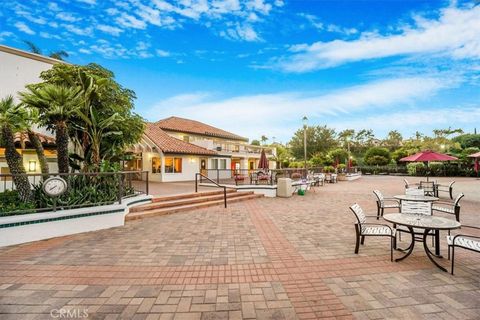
[0,195,152,247]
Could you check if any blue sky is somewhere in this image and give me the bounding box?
[1,0,480,143]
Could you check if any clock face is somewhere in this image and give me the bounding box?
[43,177,67,197]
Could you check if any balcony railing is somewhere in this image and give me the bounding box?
[213,144,275,155]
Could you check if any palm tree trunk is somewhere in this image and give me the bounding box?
[1,125,32,201]
[27,130,49,177]
[56,121,70,174]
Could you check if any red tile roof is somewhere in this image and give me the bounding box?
[156,116,248,142]
[144,123,217,156]
[14,131,56,146]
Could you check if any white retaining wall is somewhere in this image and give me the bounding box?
[0,195,152,247]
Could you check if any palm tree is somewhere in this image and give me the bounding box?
[23,40,69,61]
[76,105,123,169]
[25,108,49,176]
[260,135,268,146]
[20,85,83,173]
[0,96,32,201]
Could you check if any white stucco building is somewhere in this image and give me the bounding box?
[127,117,277,182]
[0,45,61,177]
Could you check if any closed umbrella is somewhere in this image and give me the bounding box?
[400,150,458,181]
[258,149,269,170]
[468,152,480,178]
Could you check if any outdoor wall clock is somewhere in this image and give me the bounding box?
[43,176,68,197]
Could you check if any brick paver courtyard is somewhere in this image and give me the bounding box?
[0,176,479,319]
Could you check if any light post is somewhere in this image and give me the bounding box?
[346,137,351,173]
[302,116,308,175]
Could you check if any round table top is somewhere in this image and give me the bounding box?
[383,213,461,230]
[394,194,439,202]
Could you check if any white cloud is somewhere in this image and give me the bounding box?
[278,5,480,72]
[0,31,13,41]
[97,24,123,36]
[14,22,35,35]
[330,107,480,137]
[145,76,448,140]
[48,2,61,11]
[156,49,171,57]
[79,48,92,54]
[220,23,261,41]
[56,12,81,22]
[116,13,147,29]
[64,24,92,36]
[77,0,96,4]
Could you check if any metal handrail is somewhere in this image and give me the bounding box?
[195,173,227,208]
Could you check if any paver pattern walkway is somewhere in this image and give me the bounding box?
[0,176,479,319]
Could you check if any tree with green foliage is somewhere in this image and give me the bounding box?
[383,130,403,150]
[251,139,260,146]
[20,84,83,173]
[364,147,391,165]
[327,148,349,165]
[0,96,32,201]
[26,63,144,171]
[19,107,50,176]
[452,134,480,149]
[289,125,338,160]
[260,135,268,145]
[270,143,292,168]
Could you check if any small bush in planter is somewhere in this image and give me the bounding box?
[323,166,335,173]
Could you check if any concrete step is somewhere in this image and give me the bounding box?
[126,193,262,221]
[130,191,255,213]
[151,189,237,203]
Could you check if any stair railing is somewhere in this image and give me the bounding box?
[195,173,227,208]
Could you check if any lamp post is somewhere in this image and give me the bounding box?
[302,116,308,175]
[346,137,351,173]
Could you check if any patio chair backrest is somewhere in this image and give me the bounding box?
[454,193,464,207]
[401,201,432,215]
[373,190,384,205]
[349,203,366,224]
[449,181,455,188]
[404,178,409,189]
[405,188,424,196]
[420,181,434,193]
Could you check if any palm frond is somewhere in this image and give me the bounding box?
[23,40,42,54]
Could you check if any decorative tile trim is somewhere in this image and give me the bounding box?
[0,209,124,229]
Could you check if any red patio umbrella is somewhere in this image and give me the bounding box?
[400,150,458,181]
[258,149,269,170]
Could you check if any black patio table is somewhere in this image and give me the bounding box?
[383,213,461,272]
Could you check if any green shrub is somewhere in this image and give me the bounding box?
[364,147,391,165]
[0,190,36,215]
[323,165,335,173]
[407,162,425,176]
